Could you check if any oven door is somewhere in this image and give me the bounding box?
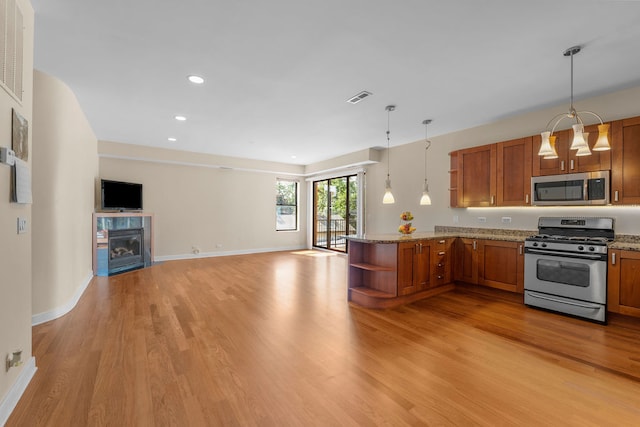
[524,248,607,304]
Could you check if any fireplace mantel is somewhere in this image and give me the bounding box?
[92,212,154,276]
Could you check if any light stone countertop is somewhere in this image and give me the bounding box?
[346,227,640,251]
[346,226,535,244]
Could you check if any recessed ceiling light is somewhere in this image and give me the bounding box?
[168,137,177,142]
[347,90,373,104]
[175,115,187,121]
[187,75,204,84]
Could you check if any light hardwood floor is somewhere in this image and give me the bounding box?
[8,250,640,426]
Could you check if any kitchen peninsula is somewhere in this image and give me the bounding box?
[347,227,533,308]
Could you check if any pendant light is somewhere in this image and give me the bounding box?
[420,119,432,205]
[382,105,396,204]
[538,46,611,158]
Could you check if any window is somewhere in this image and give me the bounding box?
[276,179,298,231]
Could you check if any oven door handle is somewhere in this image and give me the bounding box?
[525,248,603,261]
[527,292,603,309]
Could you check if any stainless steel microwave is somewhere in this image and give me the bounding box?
[531,171,609,206]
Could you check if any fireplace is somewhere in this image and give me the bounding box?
[108,228,144,274]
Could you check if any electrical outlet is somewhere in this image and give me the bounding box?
[477,217,487,223]
[192,246,200,254]
[17,217,27,234]
[453,215,459,224]
[6,350,22,372]
[501,217,512,224]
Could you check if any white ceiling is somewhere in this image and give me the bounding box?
[31,1,640,165]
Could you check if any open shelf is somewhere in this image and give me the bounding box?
[350,262,395,272]
[350,287,396,298]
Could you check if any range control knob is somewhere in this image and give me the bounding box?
[589,247,595,251]
[578,245,584,251]
[533,242,539,247]
[541,243,547,248]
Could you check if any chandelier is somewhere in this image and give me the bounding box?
[538,46,610,159]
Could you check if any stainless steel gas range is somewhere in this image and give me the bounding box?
[524,217,614,324]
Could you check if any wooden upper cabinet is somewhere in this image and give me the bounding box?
[532,126,611,176]
[449,152,459,208]
[496,137,532,206]
[611,116,640,205]
[457,144,497,207]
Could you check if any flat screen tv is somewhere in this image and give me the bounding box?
[101,179,143,211]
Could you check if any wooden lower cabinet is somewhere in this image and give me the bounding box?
[455,238,524,293]
[398,240,431,295]
[455,238,479,284]
[478,240,524,293]
[432,238,454,287]
[608,249,640,317]
[348,238,454,308]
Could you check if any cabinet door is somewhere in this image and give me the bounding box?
[457,144,496,207]
[397,241,431,295]
[496,137,532,206]
[532,129,571,176]
[454,238,479,284]
[608,249,640,317]
[477,240,524,293]
[611,117,640,205]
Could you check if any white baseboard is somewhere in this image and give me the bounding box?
[154,245,306,262]
[31,271,94,326]
[0,357,37,427]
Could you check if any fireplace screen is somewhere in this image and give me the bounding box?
[108,228,144,273]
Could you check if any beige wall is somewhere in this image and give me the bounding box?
[31,70,98,318]
[99,142,307,258]
[0,0,34,410]
[364,85,640,236]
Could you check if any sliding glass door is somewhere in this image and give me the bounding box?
[313,174,358,252]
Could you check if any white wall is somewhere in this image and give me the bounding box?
[31,70,98,321]
[363,85,640,236]
[0,0,34,416]
[98,142,307,258]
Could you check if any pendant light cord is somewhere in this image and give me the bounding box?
[423,119,432,184]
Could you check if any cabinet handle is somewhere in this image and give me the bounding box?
[491,195,495,205]
[439,240,445,244]
[437,275,444,279]
[614,190,619,202]
[438,251,445,256]
[472,241,477,250]
[570,159,574,170]
[560,160,565,171]
[519,244,523,255]
[612,252,616,265]
[438,263,443,267]
[525,194,529,204]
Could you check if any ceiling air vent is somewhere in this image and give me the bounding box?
[346,91,372,104]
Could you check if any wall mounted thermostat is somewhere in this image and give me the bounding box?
[0,147,16,166]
